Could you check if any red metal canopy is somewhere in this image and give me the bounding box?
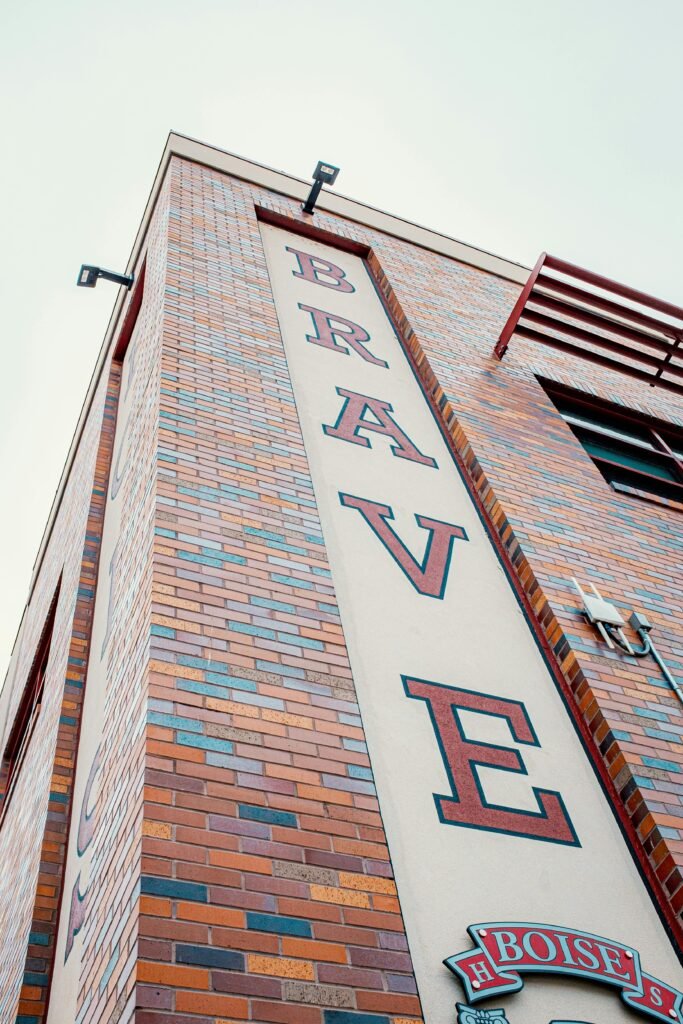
[494,253,683,396]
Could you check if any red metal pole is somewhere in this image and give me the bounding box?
[494,252,546,359]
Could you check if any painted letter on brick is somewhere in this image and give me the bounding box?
[339,493,467,598]
[324,387,437,467]
[403,676,579,845]
[286,245,355,292]
[298,303,389,367]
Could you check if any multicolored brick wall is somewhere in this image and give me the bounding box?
[1,147,681,1024]
[138,157,422,1024]
[138,153,683,1024]
[0,171,170,1024]
[14,360,121,1024]
[73,174,171,1024]
[0,359,118,1024]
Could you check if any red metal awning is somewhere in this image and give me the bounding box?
[494,253,683,396]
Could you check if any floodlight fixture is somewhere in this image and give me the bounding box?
[302,160,340,215]
[77,264,134,290]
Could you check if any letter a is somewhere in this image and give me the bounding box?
[339,493,467,598]
[324,388,437,468]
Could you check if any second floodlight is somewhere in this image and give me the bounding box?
[302,161,340,215]
[77,265,134,290]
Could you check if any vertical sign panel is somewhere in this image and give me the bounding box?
[260,224,681,1024]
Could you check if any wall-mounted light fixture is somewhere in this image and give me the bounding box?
[77,264,134,290]
[572,577,683,704]
[302,160,340,215]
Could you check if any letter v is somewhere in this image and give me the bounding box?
[339,493,468,599]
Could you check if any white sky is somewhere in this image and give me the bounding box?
[1,0,682,679]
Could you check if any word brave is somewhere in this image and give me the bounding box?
[285,240,575,844]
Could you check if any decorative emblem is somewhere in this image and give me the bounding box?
[445,922,683,1024]
[457,1002,509,1024]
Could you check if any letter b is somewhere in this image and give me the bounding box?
[287,246,355,292]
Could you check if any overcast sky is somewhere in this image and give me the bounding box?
[1,0,682,678]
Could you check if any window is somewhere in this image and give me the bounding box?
[0,588,59,825]
[544,383,683,505]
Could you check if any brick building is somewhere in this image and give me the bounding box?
[1,133,682,1024]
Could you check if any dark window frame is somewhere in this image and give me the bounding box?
[0,585,60,826]
[541,380,683,505]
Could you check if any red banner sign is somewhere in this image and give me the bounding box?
[445,923,682,1024]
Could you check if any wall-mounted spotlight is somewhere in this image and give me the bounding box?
[572,577,683,705]
[302,160,340,215]
[77,264,134,290]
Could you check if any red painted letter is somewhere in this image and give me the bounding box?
[286,246,355,292]
[299,304,388,367]
[76,746,102,856]
[404,677,579,845]
[324,388,437,467]
[339,493,466,598]
[64,873,87,962]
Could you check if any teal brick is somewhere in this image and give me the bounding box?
[252,596,296,613]
[140,876,207,902]
[239,804,296,827]
[178,656,229,672]
[643,756,681,773]
[205,672,257,692]
[177,733,234,753]
[229,621,275,640]
[277,632,323,650]
[324,1013,391,1024]
[246,913,311,937]
[178,678,231,700]
[147,711,202,732]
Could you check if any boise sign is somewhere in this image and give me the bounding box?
[260,221,682,1023]
[446,923,683,1024]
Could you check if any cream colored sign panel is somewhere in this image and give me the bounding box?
[260,222,682,1024]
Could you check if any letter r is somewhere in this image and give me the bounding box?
[299,304,388,367]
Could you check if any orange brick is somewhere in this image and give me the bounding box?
[247,954,315,980]
[310,885,370,908]
[339,871,396,894]
[140,896,171,917]
[207,696,259,718]
[298,784,353,807]
[142,820,172,839]
[209,849,273,875]
[137,961,209,989]
[282,937,347,963]
[176,992,248,1018]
